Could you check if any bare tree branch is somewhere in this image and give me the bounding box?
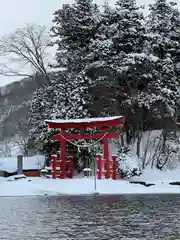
[13,118,31,156]
[0,23,52,87]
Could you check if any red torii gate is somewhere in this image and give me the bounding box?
[45,116,124,179]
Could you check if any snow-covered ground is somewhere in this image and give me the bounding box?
[1,168,180,196]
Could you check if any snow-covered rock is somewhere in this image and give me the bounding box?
[7,174,26,181]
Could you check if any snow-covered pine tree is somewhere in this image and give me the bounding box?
[83,0,148,117]
[113,0,145,54]
[111,0,147,107]
[28,87,50,142]
[28,72,69,155]
[114,0,180,174]
[63,1,115,165]
[51,0,102,119]
[50,71,70,120]
[81,2,119,117]
[82,0,150,176]
[51,0,101,119]
[111,0,180,130]
[145,0,180,117]
[51,0,100,75]
[51,4,75,71]
[146,0,180,61]
[170,3,180,67]
[136,57,180,119]
[65,73,92,119]
[138,0,180,170]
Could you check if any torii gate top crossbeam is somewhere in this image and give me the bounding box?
[45,116,124,129]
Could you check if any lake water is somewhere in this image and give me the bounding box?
[0,194,180,239]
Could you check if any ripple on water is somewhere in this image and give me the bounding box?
[0,194,180,239]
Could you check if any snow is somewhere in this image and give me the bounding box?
[0,168,180,196]
[45,166,52,171]
[0,155,45,173]
[109,129,180,171]
[83,168,92,171]
[132,168,180,183]
[7,174,26,181]
[41,169,48,173]
[45,116,123,124]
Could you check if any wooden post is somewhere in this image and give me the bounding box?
[68,156,73,179]
[51,155,57,179]
[102,128,110,179]
[105,159,110,179]
[112,155,117,180]
[17,155,23,175]
[60,129,66,179]
[97,155,102,179]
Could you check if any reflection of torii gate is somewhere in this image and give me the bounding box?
[45,116,125,179]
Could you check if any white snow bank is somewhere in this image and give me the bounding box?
[7,174,26,181]
[0,165,179,196]
[0,155,45,173]
[132,167,180,183]
[0,176,179,196]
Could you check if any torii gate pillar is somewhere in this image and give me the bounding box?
[102,127,110,178]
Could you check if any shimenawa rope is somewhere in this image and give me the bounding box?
[59,131,108,151]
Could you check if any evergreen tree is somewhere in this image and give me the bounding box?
[28,87,51,142]
[112,0,180,125]
[28,72,68,155]
[66,73,93,119]
[83,0,148,117]
[51,0,100,75]
[113,0,145,54]
[145,0,180,118]
[51,4,75,71]
[136,57,180,118]
[146,0,180,60]
[83,2,118,116]
[51,0,101,120]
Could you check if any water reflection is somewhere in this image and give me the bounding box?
[0,195,180,239]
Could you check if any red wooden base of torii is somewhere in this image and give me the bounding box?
[97,155,117,180]
[51,155,73,179]
[45,116,124,179]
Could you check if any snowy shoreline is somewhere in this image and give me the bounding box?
[0,166,179,197]
[1,175,180,196]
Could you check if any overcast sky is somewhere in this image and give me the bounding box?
[0,0,178,86]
